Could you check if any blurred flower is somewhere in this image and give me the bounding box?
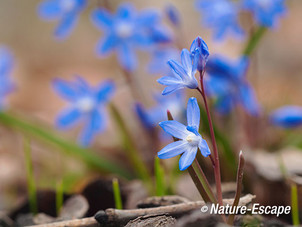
[242,0,286,28]
[157,49,199,95]
[190,36,209,72]
[135,91,185,130]
[270,106,302,128]
[53,76,115,146]
[148,47,180,75]
[195,0,244,41]
[38,0,87,40]
[165,4,181,26]
[91,3,172,72]
[158,97,211,171]
[0,47,14,109]
[205,56,260,116]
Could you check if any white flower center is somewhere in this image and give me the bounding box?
[186,133,200,146]
[115,22,133,38]
[60,0,75,12]
[76,97,95,113]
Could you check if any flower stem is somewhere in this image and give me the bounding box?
[242,26,267,56]
[197,71,224,209]
[227,151,245,225]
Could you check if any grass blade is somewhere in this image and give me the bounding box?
[112,178,123,209]
[24,138,38,214]
[0,111,133,180]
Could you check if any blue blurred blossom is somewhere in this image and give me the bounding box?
[91,3,172,72]
[205,56,260,116]
[157,49,199,95]
[165,4,181,26]
[270,106,302,128]
[190,36,209,72]
[158,97,211,171]
[242,0,286,28]
[38,0,87,40]
[0,47,14,109]
[195,0,244,41]
[135,92,185,130]
[148,47,180,75]
[53,76,115,146]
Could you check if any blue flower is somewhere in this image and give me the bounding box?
[0,47,14,109]
[270,106,302,128]
[205,56,260,116]
[242,0,286,28]
[148,47,180,75]
[195,0,244,41]
[91,3,172,72]
[53,76,115,146]
[158,97,211,171]
[190,36,210,72]
[157,49,199,95]
[38,0,87,40]
[135,91,185,130]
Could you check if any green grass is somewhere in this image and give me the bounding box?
[24,139,38,214]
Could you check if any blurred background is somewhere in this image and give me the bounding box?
[0,0,302,219]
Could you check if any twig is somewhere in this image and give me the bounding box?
[28,194,255,227]
[95,194,255,226]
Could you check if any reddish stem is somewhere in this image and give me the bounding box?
[197,71,224,209]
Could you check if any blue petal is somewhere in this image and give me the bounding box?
[168,60,187,80]
[162,85,184,95]
[198,139,211,157]
[179,147,198,171]
[158,141,189,159]
[239,83,260,116]
[137,9,159,26]
[0,47,13,76]
[55,13,78,39]
[187,97,200,128]
[91,9,113,30]
[53,78,77,101]
[270,106,302,128]
[181,49,192,73]
[56,108,82,129]
[78,110,105,146]
[215,96,233,115]
[159,120,188,139]
[38,0,61,20]
[157,76,181,86]
[96,80,115,103]
[96,35,117,56]
[117,43,137,72]
[117,3,135,19]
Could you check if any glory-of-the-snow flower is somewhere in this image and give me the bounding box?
[53,76,115,146]
[91,3,171,72]
[158,97,211,171]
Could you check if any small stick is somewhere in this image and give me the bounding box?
[95,194,255,226]
[28,194,255,227]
